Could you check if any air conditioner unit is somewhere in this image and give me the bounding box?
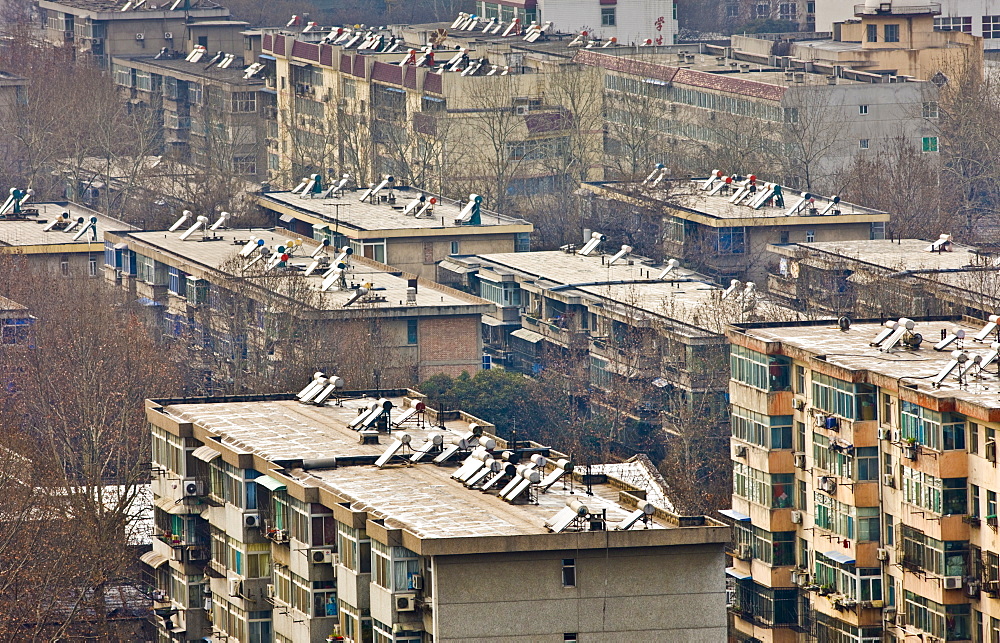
[266,584,276,600]
[792,397,805,410]
[135,33,145,41]
[189,547,209,561]
[794,572,809,586]
[793,452,806,469]
[274,529,289,543]
[170,546,183,561]
[790,510,803,524]
[514,105,529,115]
[891,429,901,442]
[152,589,168,602]
[734,445,748,458]
[311,549,336,564]
[985,579,1000,594]
[228,578,243,597]
[882,474,895,488]
[64,30,75,39]
[877,427,889,440]
[736,543,753,560]
[408,574,424,590]
[944,576,963,590]
[395,593,417,612]
[819,476,837,494]
[896,612,907,627]
[183,479,204,497]
[164,31,173,39]
[244,513,260,528]
[876,548,889,561]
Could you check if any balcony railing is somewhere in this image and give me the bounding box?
[854,2,940,15]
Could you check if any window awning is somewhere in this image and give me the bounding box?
[254,475,287,492]
[278,214,295,222]
[140,551,170,569]
[718,509,751,522]
[192,445,221,463]
[481,316,504,327]
[259,54,276,61]
[438,259,474,275]
[726,567,752,580]
[511,328,544,343]
[155,496,197,515]
[822,550,856,565]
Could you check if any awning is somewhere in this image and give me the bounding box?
[822,550,856,565]
[259,54,276,61]
[278,214,295,222]
[719,509,751,522]
[438,259,474,275]
[140,551,170,569]
[481,316,504,327]
[254,475,287,492]
[155,496,197,515]
[726,567,752,580]
[136,297,163,307]
[192,445,221,463]
[511,328,544,343]
[114,242,128,250]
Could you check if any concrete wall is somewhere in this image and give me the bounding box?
[540,0,678,44]
[431,545,727,641]
[386,235,517,281]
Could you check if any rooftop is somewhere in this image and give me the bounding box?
[158,395,688,541]
[38,0,225,15]
[732,317,1000,414]
[450,250,810,336]
[0,202,134,250]
[112,227,491,315]
[260,188,531,238]
[584,177,890,226]
[115,52,260,86]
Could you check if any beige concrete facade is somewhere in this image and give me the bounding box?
[144,392,730,642]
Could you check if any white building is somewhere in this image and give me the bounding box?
[816,0,1000,49]
[476,0,678,45]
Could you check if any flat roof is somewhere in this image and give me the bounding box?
[114,228,490,315]
[39,0,224,14]
[115,54,261,86]
[584,178,889,226]
[260,188,531,238]
[0,202,134,251]
[455,250,809,336]
[159,396,680,539]
[733,318,1000,414]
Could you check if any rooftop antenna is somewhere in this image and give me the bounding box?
[973,315,1000,342]
[657,258,680,280]
[931,350,968,388]
[344,285,370,307]
[578,231,605,256]
[607,244,632,266]
[168,210,192,232]
[208,211,229,231]
[179,215,209,241]
[72,216,98,242]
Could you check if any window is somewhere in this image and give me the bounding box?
[867,23,878,42]
[727,3,738,17]
[732,405,792,449]
[814,492,855,538]
[188,83,203,105]
[901,402,963,450]
[734,463,793,508]
[406,319,417,345]
[730,345,790,391]
[60,257,69,276]
[450,240,460,255]
[985,15,1000,38]
[349,238,386,263]
[970,422,980,454]
[905,591,970,639]
[233,155,256,175]
[935,16,972,32]
[859,139,870,150]
[734,522,795,565]
[859,105,869,115]
[564,635,578,643]
[884,24,900,42]
[231,91,257,113]
[561,558,576,587]
[812,373,875,420]
[805,230,815,243]
[922,101,939,118]
[972,484,981,517]
[795,365,806,393]
[922,136,939,152]
[88,257,98,277]
[715,226,746,254]
[870,221,886,240]
[601,7,616,25]
[515,232,531,252]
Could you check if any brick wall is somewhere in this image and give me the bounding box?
[418,315,481,380]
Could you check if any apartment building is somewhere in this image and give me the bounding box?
[37,0,238,67]
[722,0,819,32]
[111,47,268,177]
[471,0,679,45]
[0,200,134,276]
[817,0,1000,49]
[580,174,889,283]
[766,237,999,319]
[103,223,492,387]
[143,388,729,642]
[724,314,1000,642]
[0,295,33,348]
[259,28,603,200]
[258,187,533,280]
[574,46,939,191]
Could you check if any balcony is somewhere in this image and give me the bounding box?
[854,2,940,15]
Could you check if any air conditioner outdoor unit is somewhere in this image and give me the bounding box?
[183,479,205,497]
[736,543,753,560]
[793,452,806,469]
[228,578,243,597]
[790,510,803,524]
[152,589,168,602]
[896,612,907,627]
[882,474,895,488]
[514,105,529,115]
[311,549,336,564]
[189,547,209,561]
[878,427,889,440]
[943,576,963,590]
[164,31,173,39]
[891,429,901,442]
[876,548,889,561]
[266,584,276,600]
[135,33,145,41]
[820,476,837,494]
[170,547,184,561]
[64,31,75,39]
[244,513,260,528]
[734,445,748,458]
[395,593,417,612]
[408,574,424,590]
[792,398,805,410]
[274,529,289,542]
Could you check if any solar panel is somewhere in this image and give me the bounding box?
[72,217,98,242]
[42,212,70,232]
[578,232,605,256]
[974,315,1000,342]
[480,462,516,490]
[375,433,412,468]
[410,434,443,462]
[545,500,588,533]
[297,372,326,400]
[538,458,574,491]
[451,447,490,481]
[614,504,654,530]
[312,376,345,404]
[931,350,967,388]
